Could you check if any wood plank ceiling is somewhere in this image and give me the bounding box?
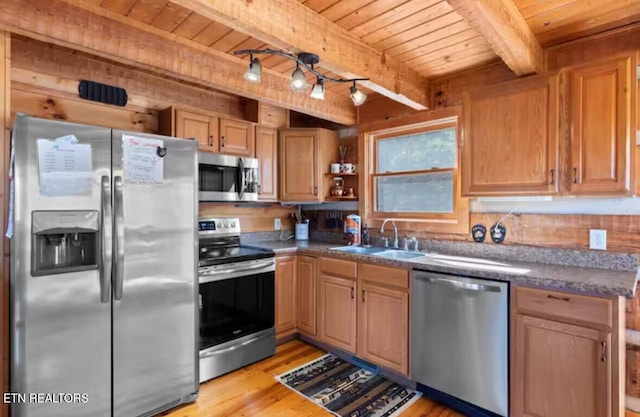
[95,0,640,98]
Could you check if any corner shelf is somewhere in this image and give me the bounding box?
[325,172,357,177]
[325,196,358,201]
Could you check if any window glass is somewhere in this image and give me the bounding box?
[375,172,454,213]
[376,127,456,173]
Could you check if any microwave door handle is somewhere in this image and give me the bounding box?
[238,158,246,200]
[100,176,112,304]
[113,176,125,301]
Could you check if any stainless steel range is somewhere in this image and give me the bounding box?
[198,217,275,383]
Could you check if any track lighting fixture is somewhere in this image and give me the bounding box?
[235,49,369,106]
[243,54,262,83]
[290,63,308,92]
[349,82,367,106]
[310,78,325,100]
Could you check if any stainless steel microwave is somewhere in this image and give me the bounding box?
[198,153,259,201]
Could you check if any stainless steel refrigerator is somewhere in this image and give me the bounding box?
[10,114,199,417]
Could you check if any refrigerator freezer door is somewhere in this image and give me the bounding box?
[11,115,112,417]
[111,131,198,417]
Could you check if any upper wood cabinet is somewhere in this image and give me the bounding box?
[255,126,278,201]
[279,128,338,202]
[275,256,297,338]
[569,56,635,195]
[512,287,624,417]
[462,75,560,196]
[220,118,255,157]
[175,109,218,152]
[159,107,255,157]
[296,256,317,336]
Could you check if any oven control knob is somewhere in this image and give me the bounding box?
[216,222,222,229]
[230,222,236,228]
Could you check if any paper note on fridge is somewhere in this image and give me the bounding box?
[37,136,93,197]
[122,134,164,185]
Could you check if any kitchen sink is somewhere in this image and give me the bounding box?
[373,250,427,260]
[329,246,427,260]
[329,246,386,255]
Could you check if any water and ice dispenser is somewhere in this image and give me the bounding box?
[31,211,100,276]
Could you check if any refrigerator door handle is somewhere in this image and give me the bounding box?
[100,176,112,304]
[113,176,125,301]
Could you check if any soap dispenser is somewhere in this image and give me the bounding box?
[362,224,372,247]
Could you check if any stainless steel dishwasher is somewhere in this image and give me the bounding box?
[411,270,509,417]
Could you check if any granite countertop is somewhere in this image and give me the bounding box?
[246,240,639,298]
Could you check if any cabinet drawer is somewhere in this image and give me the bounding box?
[358,263,409,289]
[515,287,612,328]
[320,257,357,279]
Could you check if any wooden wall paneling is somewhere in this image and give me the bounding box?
[11,88,158,133]
[546,23,640,71]
[0,0,357,125]
[199,203,296,232]
[11,37,246,119]
[0,30,9,417]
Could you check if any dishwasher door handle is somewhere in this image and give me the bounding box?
[417,276,502,293]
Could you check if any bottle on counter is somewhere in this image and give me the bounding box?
[344,214,361,246]
[362,224,372,247]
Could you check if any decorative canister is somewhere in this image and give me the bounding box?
[344,214,361,245]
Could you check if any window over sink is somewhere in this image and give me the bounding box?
[362,107,468,234]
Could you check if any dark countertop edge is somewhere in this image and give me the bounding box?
[250,242,638,298]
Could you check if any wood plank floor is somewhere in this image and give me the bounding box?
[161,339,464,417]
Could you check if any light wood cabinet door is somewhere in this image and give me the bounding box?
[513,314,611,417]
[255,126,278,201]
[296,256,317,336]
[462,76,559,196]
[275,256,296,336]
[358,282,409,375]
[220,118,255,157]
[569,56,634,195]
[279,130,319,201]
[175,109,218,152]
[318,274,356,353]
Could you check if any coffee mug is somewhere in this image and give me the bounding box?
[330,163,342,174]
[341,163,356,174]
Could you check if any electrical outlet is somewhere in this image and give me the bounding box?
[274,218,282,231]
[589,229,607,250]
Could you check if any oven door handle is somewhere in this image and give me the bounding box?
[199,259,275,283]
[200,331,272,359]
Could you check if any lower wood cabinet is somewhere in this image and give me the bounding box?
[275,256,296,337]
[512,286,624,417]
[358,281,409,374]
[296,256,317,336]
[318,273,357,353]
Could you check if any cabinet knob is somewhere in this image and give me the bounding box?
[361,289,365,303]
[208,135,213,146]
[601,341,607,362]
[313,186,318,195]
[221,136,225,146]
[350,287,354,300]
[549,169,555,186]
[573,167,578,184]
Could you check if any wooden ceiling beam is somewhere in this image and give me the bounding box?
[0,0,357,125]
[170,0,430,110]
[445,0,543,75]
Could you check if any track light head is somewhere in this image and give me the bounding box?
[350,83,367,106]
[243,54,262,83]
[310,78,325,100]
[290,64,308,92]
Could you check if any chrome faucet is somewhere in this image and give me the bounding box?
[380,219,399,249]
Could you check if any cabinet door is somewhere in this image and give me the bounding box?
[513,314,611,417]
[358,282,409,374]
[220,118,255,157]
[255,126,278,200]
[275,256,296,336]
[318,274,356,353]
[296,256,317,336]
[462,77,559,196]
[570,57,633,194]
[279,131,319,201]
[175,109,218,152]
